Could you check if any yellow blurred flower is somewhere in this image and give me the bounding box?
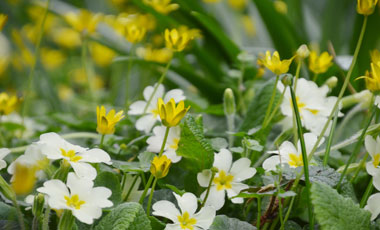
[0,92,19,115]
[136,45,173,63]
[150,155,171,179]
[242,15,256,37]
[0,14,7,31]
[143,0,179,14]
[228,0,246,10]
[308,51,333,74]
[164,27,199,52]
[11,163,37,195]
[57,84,74,102]
[40,48,66,70]
[64,9,103,35]
[203,0,221,3]
[96,106,125,135]
[90,42,116,67]
[274,0,288,14]
[27,6,58,34]
[262,51,294,75]
[0,34,10,76]
[359,62,380,92]
[125,23,146,43]
[370,49,380,65]
[52,28,81,49]
[11,29,35,68]
[357,0,378,15]
[94,76,105,90]
[157,98,190,127]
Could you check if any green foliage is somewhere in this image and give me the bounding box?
[311,182,371,230]
[95,202,151,230]
[209,215,256,230]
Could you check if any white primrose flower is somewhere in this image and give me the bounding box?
[0,148,10,170]
[38,132,112,180]
[147,125,182,163]
[278,78,343,136]
[37,172,113,224]
[365,193,380,220]
[262,133,323,172]
[197,149,256,210]
[364,135,380,190]
[128,84,185,133]
[152,192,216,230]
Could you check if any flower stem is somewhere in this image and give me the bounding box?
[323,108,339,167]
[143,60,172,114]
[360,177,373,208]
[289,86,313,230]
[263,85,286,128]
[12,196,25,230]
[42,206,50,230]
[122,174,139,202]
[256,197,261,229]
[81,37,95,101]
[262,75,279,128]
[125,45,135,110]
[99,134,105,149]
[158,127,170,157]
[238,63,247,115]
[350,153,368,183]
[293,61,302,92]
[146,177,158,216]
[139,174,153,204]
[200,170,216,208]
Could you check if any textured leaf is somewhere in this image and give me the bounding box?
[94,172,122,206]
[311,182,371,230]
[95,202,151,230]
[209,215,256,230]
[177,115,214,172]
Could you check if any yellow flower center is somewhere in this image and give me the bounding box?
[288,153,303,167]
[151,108,160,118]
[169,138,179,150]
[213,170,234,191]
[373,154,380,168]
[177,211,197,230]
[64,194,85,210]
[60,148,82,162]
[294,97,319,115]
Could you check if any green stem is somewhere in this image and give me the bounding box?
[238,63,247,115]
[289,86,313,230]
[81,37,95,100]
[22,0,50,119]
[143,60,172,114]
[293,61,302,92]
[125,45,135,110]
[123,174,139,202]
[262,75,279,127]
[283,194,296,224]
[226,115,235,148]
[312,73,318,82]
[146,177,158,216]
[32,216,39,230]
[360,177,373,208]
[42,206,50,230]
[323,109,339,166]
[263,85,286,127]
[257,197,261,229]
[99,134,105,148]
[350,153,368,183]
[200,170,216,208]
[308,16,368,161]
[158,127,170,157]
[12,197,25,230]
[139,174,154,204]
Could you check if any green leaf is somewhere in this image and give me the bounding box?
[209,215,256,230]
[177,115,214,172]
[148,216,165,230]
[94,172,122,206]
[284,220,302,230]
[95,202,151,230]
[311,182,371,230]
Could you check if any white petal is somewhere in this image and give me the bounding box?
[213,149,232,172]
[128,101,147,115]
[163,149,182,163]
[67,172,94,195]
[197,169,212,187]
[0,160,6,170]
[0,148,10,160]
[79,149,111,164]
[152,200,181,223]
[366,161,380,177]
[143,84,165,102]
[89,187,113,208]
[201,186,225,211]
[193,206,216,229]
[262,156,281,172]
[279,141,297,158]
[230,158,256,181]
[164,89,186,103]
[373,174,380,191]
[164,224,181,230]
[365,193,380,220]
[136,114,157,133]
[227,182,249,203]
[174,192,198,216]
[70,162,97,180]
[73,205,102,224]
[37,180,69,209]
[300,133,321,156]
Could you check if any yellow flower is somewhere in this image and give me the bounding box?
[150,155,171,178]
[11,163,37,195]
[96,106,125,135]
[308,51,333,74]
[357,0,378,15]
[90,42,116,67]
[40,48,66,70]
[164,28,199,52]
[136,45,173,63]
[228,0,246,10]
[143,0,179,14]
[359,62,380,92]
[274,0,288,14]
[64,9,103,35]
[52,28,81,49]
[262,51,294,75]
[370,49,380,65]
[0,14,8,31]
[203,0,221,3]
[157,98,190,127]
[125,23,146,43]
[0,92,19,115]
[241,15,256,37]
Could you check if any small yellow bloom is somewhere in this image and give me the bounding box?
[164,28,199,52]
[52,28,81,49]
[157,98,190,127]
[150,155,171,178]
[228,0,246,10]
[0,92,19,115]
[124,23,146,44]
[11,163,37,195]
[262,51,294,75]
[136,45,173,63]
[241,15,256,37]
[370,49,380,65]
[40,48,66,70]
[274,0,288,14]
[308,51,333,74]
[143,0,179,14]
[203,0,221,3]
[96,106,125,135]
[0,14,8,31]
[64,9,103,35]
[90,42,116,67]
[359,62,380,92]
[357,0,378,15]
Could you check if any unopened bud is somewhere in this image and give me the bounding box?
[324,76,338,89]
[211,167,219,173]
[296,44,310,59]
[0,176,15,201]
[280,74,293,86]
[53,160,71,181]
[224,88,236,116]
[32,193,45,218]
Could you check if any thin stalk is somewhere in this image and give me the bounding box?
[42,206,50,230]
[312,73,318,82]
[99,134,105,149]
[146,177,158,216]
[12,197,25,230]
[125,45,135,110]
[257,197,261,230]
[337,108,376,189]
[283,194,296,224]
[262,75,279,127]
[238,63,247,115]
[32,216,39,230]
[360,177,373,208]
[200,170,216,208]
[0,116,6,147]
[323,109,339,166]
[226,115,235,148]
[293,61,302,91]
[289,86,313,230]
[350,153,368,183]
[22,0,51,119]
[143,60,172,114]
[81,37,95,100]
[263,85,286,127]
[158,127,170,157]
[139,174,153,204]
[123,175,139,202]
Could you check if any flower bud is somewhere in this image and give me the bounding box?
[280,74,293,86]
[324,76,338,89]
[52,160,71,181]
[32,194,45,218]
[0,176,15,201]
[357,0,378,15]
[296,44,310,59]
[150,155,171,179]
[223,88,236,116]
